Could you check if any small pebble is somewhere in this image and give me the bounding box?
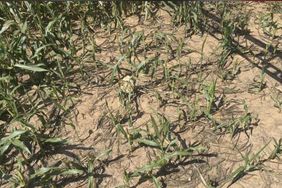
[277,72,282,80]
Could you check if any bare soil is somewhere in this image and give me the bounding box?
[55,4,281,188]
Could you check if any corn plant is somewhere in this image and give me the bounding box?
[218,61,241,81]
[203,81,217,116]
[135,55,164,79]
[154,32,175,60]
[213,103,256,138]
[226,141,270,187]
[0,2,88,186]
[268,138,282,160]
[184,96,202,122]
[137,115,178,152]
[124,145,205,187]
[0,1,280,188]
[167,1,204,35]
[257,12,280,37]
[248,72,267,94]
[217,4,239,68]
[107,103,141,151]
[118,29,144,65]
[270,86,282,112]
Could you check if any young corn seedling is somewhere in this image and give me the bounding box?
[186,96,202,122]
[64,149,111,188]
[135,55,164,79]
[226,141,270,187]
[233,8,250,35]
[123,150,188,185]
[106,102,141,150]
[137,114,177,152]
[118,29,144,67]
[219,8,236,68]
[203,81,217,116]
[0,130,31,162]
[12,166,83,187]
[257,11,280,38]
[218,61,241,81]
[213,103,256,138]
[137,114,206,156]
[176,38,185,62]
[270,86,282,112]
[248,72,266,94]
[124,146,205,187]
[142,1,156,22]
[111,1,125,30]
[154,32,175,60]
[107,104,128,140]
[268,138,282,160]
[108,55,125,84]
[162,61,172,82]
[168,1,204,35]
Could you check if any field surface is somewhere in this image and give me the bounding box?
[0,2,281,188]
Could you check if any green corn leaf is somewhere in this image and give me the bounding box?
[0,20,15,34]
[136,61,146,73]
[60,169,84,176]
[152,176,162,188]
[0,130,27,144]
[116,124,128,140]
[96,149,112,160]
[7,130,27,139]
[87,160,95,188]
[30,167,51,178]
[11,139,31,154]
[150,115,160,138]
[138,139,160,148]
[19,20,27,34]
[42,137,67,144]
[0,76,12,82]
[45,16,60,36]
[134,157,168,175]
[30,167,83,180]
[14,64,48,72]
[31,44,53,59]
[0,144,10,157]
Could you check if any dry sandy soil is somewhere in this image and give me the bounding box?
[46,4,282,188]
